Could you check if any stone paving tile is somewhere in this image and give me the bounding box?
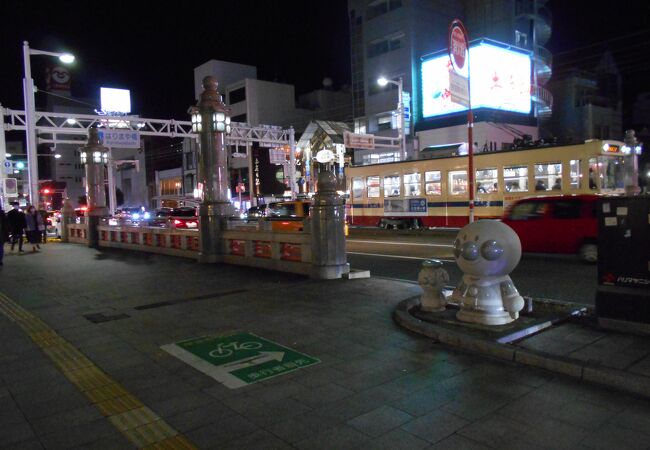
[427,434,492,450]
[0,420,37,448]
[69,432,137,450]
[455,414,532,449]
[294,424,370,450]
[219,429,292,450]
[293,366,349,388]
[29,404,105,436]
[628,354,650,377]
[37,418,118,450]
[254,379,310,403]
[16,390,90,421]
[266,410,341,444]
[390,384,457,417]
[442,390,513,421]
[148,390,216,418]
[551,399,613,430]
[1,438,45,450]
[401,410,468,444]
[360,428,430,450]
[347,405,413,437]
[185,413,259,448]
[296,383,355,409]
[165,401,235,433]
[579,422,650,449]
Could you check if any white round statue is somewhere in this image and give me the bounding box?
[451,220,525,325]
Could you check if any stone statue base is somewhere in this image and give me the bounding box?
[456,308,515,326]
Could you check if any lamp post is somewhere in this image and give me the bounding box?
[79,128,108,248]
[22,41,74,206]
[189,76,234,263]
[377,76,406,161]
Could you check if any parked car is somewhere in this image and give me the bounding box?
[245,205,267,222]
[168,207,198,229]
[501,194,599,263]
[266,201,311,232]
[147,208,174,227]
[46,211,62,238]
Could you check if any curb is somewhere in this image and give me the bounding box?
[394,297,650,400]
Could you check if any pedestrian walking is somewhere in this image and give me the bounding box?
[0,207,8,266]
[7,202,26,252]
[25,205,44,252]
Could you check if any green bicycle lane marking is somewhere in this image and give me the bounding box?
[161,332,319,388]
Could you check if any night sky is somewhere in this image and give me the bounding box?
[1,0,649,126]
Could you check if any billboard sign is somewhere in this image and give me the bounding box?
[449,71,470,107]
[344,131,375,150]
[3,178,18,197]
[422,41,531,118]
[100,87,132,114]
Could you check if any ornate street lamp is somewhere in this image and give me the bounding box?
[189,76,234,263]
[78,127,108,247]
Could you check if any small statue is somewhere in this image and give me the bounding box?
[451,220,525,325]
[418,259,449,312]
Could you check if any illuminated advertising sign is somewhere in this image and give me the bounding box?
[100,87,132,114]
[421,42,531,118]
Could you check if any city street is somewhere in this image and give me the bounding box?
[347,229,597,305]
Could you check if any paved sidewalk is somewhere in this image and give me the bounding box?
[1,242,650,449]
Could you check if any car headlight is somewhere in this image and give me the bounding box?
[132,213,140,220]
[143,212,151,219]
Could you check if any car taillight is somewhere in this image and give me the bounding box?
[173,219,182,225]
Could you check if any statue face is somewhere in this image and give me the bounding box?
[453,220,521,276]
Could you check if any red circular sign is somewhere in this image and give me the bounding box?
[449,25,467,70]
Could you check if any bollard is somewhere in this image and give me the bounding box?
[60,197,74,243]
[310,170,349,279]
[418,259,449,312]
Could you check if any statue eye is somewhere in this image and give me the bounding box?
[481,240,503,261]
[461,242,479,261]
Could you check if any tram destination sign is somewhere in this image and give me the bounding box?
[162,332,319,388]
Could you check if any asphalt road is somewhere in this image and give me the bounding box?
[346,229,598,305]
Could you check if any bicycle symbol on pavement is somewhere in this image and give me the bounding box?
[208,341,263,358]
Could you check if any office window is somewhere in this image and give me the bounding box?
[377,115,393,131]
[232,113,247,123]
[228,87,246,104]
[367,33,404,58]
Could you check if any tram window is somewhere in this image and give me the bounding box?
[534,162,561,191]
[599,156,625,191]
[404,173,421,196]
[588,158,598,189]
[367,176,381,198]
[425,171,441,195]
[476,168,498,193]
[449,170,467,195]
[384,175,401,196]
[352,178,364,199]
[503,165,528,192]
[569,160,581,189]
[508,201,547,221]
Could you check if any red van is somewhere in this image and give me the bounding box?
[502,195,599,263]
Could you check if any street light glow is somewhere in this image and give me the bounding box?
[66,118,77,125]
[5,153,11,158]
[377,77,389,86]
[54,154,62,159]
[59,53,75,64]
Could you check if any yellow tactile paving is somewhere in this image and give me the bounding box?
[109,407,160,431]
[123,420,178,447]
[84,383,131,404]
[0,291,197,449]
[96,394,143,416]
[142,435,196,450]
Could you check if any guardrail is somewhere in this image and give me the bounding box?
[223,222,312,275]
[66,220,313,275]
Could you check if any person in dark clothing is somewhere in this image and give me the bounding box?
[39,208,48,243]
[7,202,26,252]
[0,207,8,265]
[25,205,43,252]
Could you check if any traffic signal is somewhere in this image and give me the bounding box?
[42,188,51,194]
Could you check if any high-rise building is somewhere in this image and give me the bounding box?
[348,0,552,162]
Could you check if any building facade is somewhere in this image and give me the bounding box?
[348,0,552,162]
